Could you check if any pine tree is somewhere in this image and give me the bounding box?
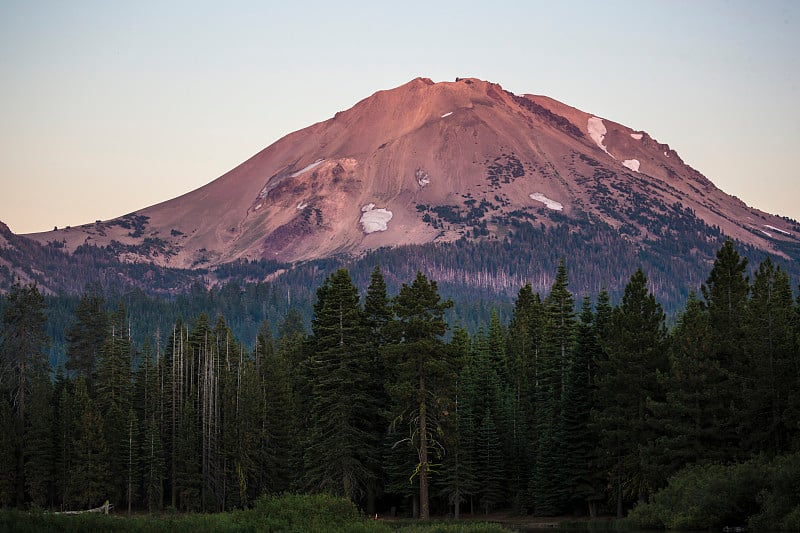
[24,374,54,508]
[255,330,294,496]
[0,397,16,507]
[384,272,454,520]
[439,326,478,518]
[701,239,750,457]
[0,281,50,504]
[505,283,542,512]
[362,265,392,513]
[462,326,508,514]
[95,302,134,507]
[560,296,601,515]
[593,269,667,515]
[141,415,165,512]
[174,397,201,512]
[125,408,140,513]
[531,260,575,515]
[65,377,111,509]
[65,288,107,384]
[742,257,796,454]
[477,407,505,514]
[305,269,380,503]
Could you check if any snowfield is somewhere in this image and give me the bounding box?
[761,230,773,238]
[529,193,564,211]
[360,204,393,233]
[587,117,612,156]
[622,159,640,172]
[764,224,792,236]
[291,159,325,177]
[297,202,308,210]
[441,112,453,118]
[630,133,643,140]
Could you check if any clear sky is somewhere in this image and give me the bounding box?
[1,0,798,234]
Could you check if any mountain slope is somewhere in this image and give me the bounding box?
[24,77,800,271]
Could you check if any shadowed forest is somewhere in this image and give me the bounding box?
[1,240,799,529]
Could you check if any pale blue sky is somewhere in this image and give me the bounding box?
[1,0,798,234]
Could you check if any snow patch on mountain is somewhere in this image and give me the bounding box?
[630,132,643,140]
[291,159,325,177]
[529,193,563,211]
[416,169,430,187]
[297,202,308,210]
[761,230,773,238]
[622,159,640,172]
[764,224,791,236]
[587,117,612,157]
[441,112,453,118]
[360,204,393,233]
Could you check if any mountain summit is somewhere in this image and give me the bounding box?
[25,77,800,272]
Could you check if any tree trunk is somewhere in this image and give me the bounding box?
[419,373,429,520]
[454,488,460,519]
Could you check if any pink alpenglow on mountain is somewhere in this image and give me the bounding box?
[26,77,800,268]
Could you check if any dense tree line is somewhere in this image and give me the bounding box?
[0,240,798,522]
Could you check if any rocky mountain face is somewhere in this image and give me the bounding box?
[5,78,800,306]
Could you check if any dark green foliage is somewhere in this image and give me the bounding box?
[64,288,107,383]
[629,453,800,530]
[23,375,54,508]
[65,377,110,509]
[0,241,798,523]
[305,269,381,501]
[384,272,454,520]
[560,296,601,515]
[593,269,667,514]
[741,257,796,454]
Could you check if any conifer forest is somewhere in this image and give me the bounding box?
[1,240,800,528]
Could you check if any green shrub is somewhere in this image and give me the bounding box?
[629,454,800,530]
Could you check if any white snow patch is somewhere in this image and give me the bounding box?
[441,112,453,118]
[360,204,393,233]
[291,159,325,177]
[529,193,564,211]
[764,224,791,236]
[761,230,773,238]
[664,151,669,157]
[630,132,643,140]
[416,169,430,187]
[296,202,308,210]
[255,203,262,210]
[622,159,640,172]
[587,117,613,157]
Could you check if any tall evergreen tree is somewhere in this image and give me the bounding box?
[742,257,796,454]
[701,239,750,456]
[65,288,107,383]
[560,296,601,515]
[384,272,454,520]
[65,377,111,509]
[439,326,478,518]
[593,269,667,515]
[362,265,392,514]
[305,269,380,504]
[24,373,54,508]
[0,281,50,504]
[531,260,575,516]
[505,283,542,512]
[95,302,134,507]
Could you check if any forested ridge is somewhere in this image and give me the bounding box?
[1,240,799,528]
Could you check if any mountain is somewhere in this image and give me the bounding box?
[5,77,800,307]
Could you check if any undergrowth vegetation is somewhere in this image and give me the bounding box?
[628,453,800,531]
[0,493,510,532]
